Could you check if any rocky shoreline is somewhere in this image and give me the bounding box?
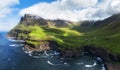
[83,46,120,70]
[22,40,120,70]
[7,34,120,70]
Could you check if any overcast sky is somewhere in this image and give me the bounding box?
[0,0,120,31]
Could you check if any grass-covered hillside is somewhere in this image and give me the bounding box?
[8,14,120,55]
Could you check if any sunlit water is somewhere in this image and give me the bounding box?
[0,32,106,70]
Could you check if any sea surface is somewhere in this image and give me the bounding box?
[0,32,105,70]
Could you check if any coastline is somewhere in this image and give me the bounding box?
[18,39,120,70]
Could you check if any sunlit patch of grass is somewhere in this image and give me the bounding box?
[28,26,47,40]
[58,28,82,36]
[26,40,40,45]
[40,27,85,48]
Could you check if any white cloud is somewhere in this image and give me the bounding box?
[0,16,20,31]
[20,0,120,22]
[0,0,19,31]
[111,0,120,13]
[0,0,19,18]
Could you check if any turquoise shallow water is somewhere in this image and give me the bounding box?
[0,32,105,70]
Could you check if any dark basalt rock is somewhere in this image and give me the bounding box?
[60,47,84,58]
[82,46,120,70]
[106,62,120,70]
[24,40,61,52]
[83,46,111,62]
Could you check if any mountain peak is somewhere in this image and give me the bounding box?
[20,14,44,22]
[19,14,72,27]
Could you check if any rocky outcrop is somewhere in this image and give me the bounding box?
[23,40,120,70]
[82,46,120,70]
[58,45,120,70]
[24,40,60,52]
[20,14,72,27]
[59,47,84,58]
[83,46,111,61]
[83,46,120,62]
[106,62,120,70]
[7,29,31,40]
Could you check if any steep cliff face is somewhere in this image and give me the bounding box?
[8,14,120,70]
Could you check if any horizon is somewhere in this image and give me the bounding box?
[0,0,120,31]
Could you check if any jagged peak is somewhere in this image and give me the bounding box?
[24,14,43,19]
[20,14,44,22]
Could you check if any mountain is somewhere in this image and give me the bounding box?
[8,14,120,70]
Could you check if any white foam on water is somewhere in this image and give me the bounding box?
[44,51,60,56]
[96,57,102,62]
[47,61,63,66]
[9,44,16,47]
[9,44,24,47]
[8,39,25,43]
[85,61,97,68]
[64,62,67,65]
[102,64,106,70]
[54,51,60,55]
[32,55,48,59]
[47,61,55,65]
[24,50,33,56]
[76,62,84,65]
[8,58,11,61]
[44,51,49,56]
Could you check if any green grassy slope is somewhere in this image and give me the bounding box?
[85,21,120,54]
[14,23,84,48]
[8,14,120,55]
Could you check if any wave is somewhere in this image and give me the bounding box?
[85,61,97,67]
[102,64,106,70]
[76,62,84,65]
[24,50,33,56]
[8,39,25,43]
[9,44,24,47]
[44,51,60,56]
[96,57,102,62]
[44,51,50,56]
[47,61,55,65]
[47,61,63,66]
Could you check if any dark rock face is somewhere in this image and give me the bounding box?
[82,46,120,70]
[20,14,48,26]
[24,40,61,52]
[60,47,83,58]
[83,46,120,62]
[83,46,111,61]
[7,29,31,40]
[20,14,71,27]
[106,62,120,70]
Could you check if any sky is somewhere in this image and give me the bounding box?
[0,0,120,31]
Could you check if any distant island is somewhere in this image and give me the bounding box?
[8,14,120,70]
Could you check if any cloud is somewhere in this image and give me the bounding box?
[0,16,20,31]
[0,0,19,18]
[20,0,120,21]
[0,0,19,31]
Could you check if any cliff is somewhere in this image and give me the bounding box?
[8,14,120,70]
